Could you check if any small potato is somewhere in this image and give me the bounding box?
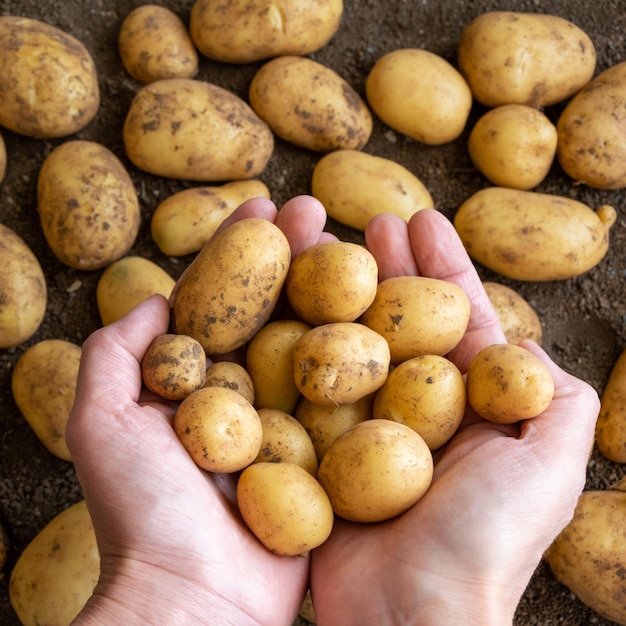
[237,462,334,556]
[454,187,617,281]
[249,55,372,152]
[0,224,47,349]
[97,256,176,326]
[204,361,255,405]
[318,419,433,523]
[312,149,434,231]
[11,339,81,461]
[466,343,554,424]
[360,276,470,364]
[38,140,141,271]
[0,17,99,138]
[458,11,596,107]
[286,241,378,325]
[596,348,626,463]
[366,48,472,145]
[468,104,558,190]
[142,334,206,401]
[483,282,542,345]
[123,78,274,181]
[190,0,343,64]
[0,132,6,184]
[293,322,391,406]
[151,180,271,257]
[174,386,262,473]
[119,5,198,84]
[373,355,465,451]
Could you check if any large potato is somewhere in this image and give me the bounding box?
[366,48,472,145]
[249,55,372,152]
[38,140,141,271]
[0,224,47,349]
[311,149,434,231]
[190,0,343,64]
[454,187,617,281]
[596,348,626,463]
[557,61,626,190]
[123,78,274,181]
[0,16,99,138]
[458,11,596,107]
[9,500,99,626]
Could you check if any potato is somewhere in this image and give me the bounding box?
[596,348,626,463]
[366,48,472,145]
[0,132,6,184]
[97,256,176,326]
[0,224,47,349]
[466,343,554,424]
[172,218,291,355]
[151,180,271,257]
[204,361,255,405]
[174,386,262,473]
[311,149,434,231]
[9,500,99,626]
[118,5,198,84]
[190,0,343,64]
[457,11,596,108]
[249,55,372,152]
[545,478,626,625]
[253,408,318,476]
[123,78,274,181]
[299,590,316,624]
[237,462,334,556]
[373,355,465,451]
[483,282,543,346]
[293,322,391,406]
[38,140,140,271]
[468,104,558,190]
[11,339,81,461]
[0,16,99,138]
[286,241,378,325]
[454,187,617,281]
[318,419,433,522]
[360,276,470,364]
[557,61,626,190]
[246,320,311,414]
[141,334,206,401]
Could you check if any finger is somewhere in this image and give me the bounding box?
[275,195,331,258]
[214,196,278,235]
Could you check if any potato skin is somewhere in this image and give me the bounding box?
[0,16,99,138]
[204,361,255,405]
[596,348,626,463]
[458,11,596,107]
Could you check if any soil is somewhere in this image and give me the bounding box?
[0,0,625,624]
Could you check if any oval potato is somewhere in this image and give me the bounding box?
[0,132,6,184]
[596,348,626,463]
[204,361,255,405]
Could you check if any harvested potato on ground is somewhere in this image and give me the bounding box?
[286,241,378,325]
[119,5,198,84]
[190,0,343,64]
[204,361,255,405]
[466,343,554,424]
[318,419,433,523]
[458,11,596,108]
[174,386,262,473]
[172,218,291,355]
[0,16,99,138]
[557,61,626,190]
[97,256,176,326]
[596,348,626,463]
[9,500,99,626]
[38,140,140,271]
[0,224,47,349]
[468,104,558,190]
[151,180,271,257]
[11,339,81,461]
[123,78,274,181]
[237,462,334,556]
[249,55,372,152]
[311,149,434,231]
[366,48,472,145]
[483,282,542,345]
[454,187,617,281]
[360,276,470,364]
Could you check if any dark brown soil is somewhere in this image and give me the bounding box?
[1,1,625,624]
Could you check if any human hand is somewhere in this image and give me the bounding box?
[310,209,600,626]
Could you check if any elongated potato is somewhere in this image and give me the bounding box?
[596,348,626,463]
[454,187,617,281]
